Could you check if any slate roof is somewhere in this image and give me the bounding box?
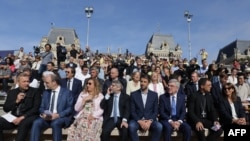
[47,28,79,45]
[148,34,176,49]
[216,40,250,63]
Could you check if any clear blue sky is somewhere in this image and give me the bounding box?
[0,0,250,64]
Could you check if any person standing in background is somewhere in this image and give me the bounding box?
[17,47,25,60]
[200,49,208,60]
[56,43,67,69]
[69,44,79,59]
[38,43,54,77]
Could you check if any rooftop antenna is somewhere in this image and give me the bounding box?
[51,22,55,29]
[156,22,160,34]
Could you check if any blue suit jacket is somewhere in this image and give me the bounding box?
[159,91,186,121]
[130,89,158,121]
[39,87,74,126]
[211,81,223,108]
[61,78,82,104]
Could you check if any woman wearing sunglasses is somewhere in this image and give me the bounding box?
[67,78,104,141]
[219,82,247,128]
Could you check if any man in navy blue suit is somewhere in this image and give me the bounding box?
[184,71,200,102]
[60,66,82,105]
[211,72,228,109]
[129,74,162,141]
[159,79,191,141]
[30,73,74,141]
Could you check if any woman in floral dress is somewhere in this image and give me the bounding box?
[67,78,104,141]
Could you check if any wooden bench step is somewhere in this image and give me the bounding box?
[3,128,224,137]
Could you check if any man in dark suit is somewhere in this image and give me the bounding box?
[30,73,74,141]
[187,78,223,141]
[0,72,42,141]
[211,72,228,109]
[102,67,127,95]
[83,66,104,92]
[129,74,162,141]
[184,71,200,102]
[61,66,82,105]
[46,61,61,79]
[159,79,191,141]
[100,80,130,141]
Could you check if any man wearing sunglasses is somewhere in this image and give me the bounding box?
[61,66,82,105]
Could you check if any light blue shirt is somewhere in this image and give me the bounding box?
[105,93,121,118]
[57,69,66,79]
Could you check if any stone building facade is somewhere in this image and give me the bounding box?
[145,34,182,60]
[39,27,81,60]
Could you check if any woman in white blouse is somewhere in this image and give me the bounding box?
[126,71,141,95]
[148,71,165,98]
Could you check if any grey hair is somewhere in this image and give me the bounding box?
[168,79,180,88]
[90,66,100,74]
[112,80,123,90]
[42,71,54,77]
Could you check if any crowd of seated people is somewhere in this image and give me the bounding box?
[0,45,249,141]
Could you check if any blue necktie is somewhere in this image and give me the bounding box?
[172,96,176,116]
[113,95,118,123]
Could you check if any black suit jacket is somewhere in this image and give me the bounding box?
[3,87,42,117]
[100,93,130,124]
[219,96,246,126]
[185,81,198,99]
[187,91,219,126]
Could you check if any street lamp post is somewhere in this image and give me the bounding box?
[184,10,193,60]
[85,6,94,50]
